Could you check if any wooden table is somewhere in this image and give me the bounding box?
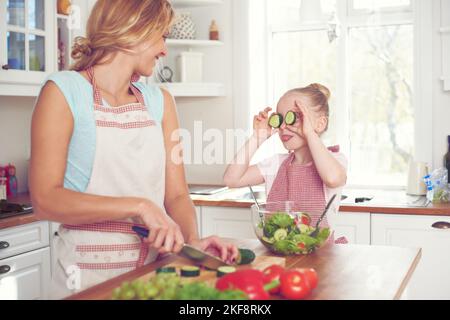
[67,239,421,300]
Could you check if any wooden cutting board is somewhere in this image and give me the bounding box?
[123,255,286,290]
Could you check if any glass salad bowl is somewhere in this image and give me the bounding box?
[251,202,332,256]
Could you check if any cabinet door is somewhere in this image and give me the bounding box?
[0,0,56,85]
[372,214,450,300]
[0,221,49,260]
[0,247,51,300]
[201,207,254,240]
[329,211,371,245]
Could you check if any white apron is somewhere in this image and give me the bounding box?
[51,67,166,299]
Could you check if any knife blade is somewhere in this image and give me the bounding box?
[132,226,230,270]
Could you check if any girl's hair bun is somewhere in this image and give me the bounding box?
[309,83,331,101]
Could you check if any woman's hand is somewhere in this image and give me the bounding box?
[286,101,316,140]
[138,200,185,255]
[253,107,276,143]
[189,236,240,265]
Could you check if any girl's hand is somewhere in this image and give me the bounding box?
[253,107,276,143]
[138,201,185,254]
[189,236,240,265]
[287,101,316,140]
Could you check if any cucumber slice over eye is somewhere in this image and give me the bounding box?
[180,266,201,278]
[285,111,297,125]
[269,114,282,128]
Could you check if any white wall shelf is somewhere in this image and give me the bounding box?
[170,0,223,8]
[160,82,225,97]
[166,39,224,47]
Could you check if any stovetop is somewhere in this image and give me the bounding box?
[0,200,33,219]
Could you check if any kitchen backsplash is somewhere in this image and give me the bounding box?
[0,96,35,194]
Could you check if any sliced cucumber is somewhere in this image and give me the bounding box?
[269,114,283,128]
[262,236,275,245]
[236,248,256,265]
[285,111,297,125]
[274,228,288,241]
[217,266,237,278]
[298,224,310,234]
[156,267,176,274]
[180,266,200,278]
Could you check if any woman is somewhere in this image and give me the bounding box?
[30,0,238,298]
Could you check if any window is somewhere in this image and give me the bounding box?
[260,0,415,188]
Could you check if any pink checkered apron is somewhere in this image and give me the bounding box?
[51,67,166,298]
[266,149,348,245]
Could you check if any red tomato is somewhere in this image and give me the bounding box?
[280,270,311,300]
[301,216,310,226]
[263,265,285,294]
[296,268,318,290]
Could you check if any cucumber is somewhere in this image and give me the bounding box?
[217,266,237,278]
[298,224,310,234]
[285,111,297,125]
[269,114,282,128]
[262,236,275,244]
[236,248,256,265]
[180,266,200,278]
[274,228,288,241]
[156,267,176,274]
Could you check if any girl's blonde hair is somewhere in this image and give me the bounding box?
[71,0,174,71]
[286,83,331,131]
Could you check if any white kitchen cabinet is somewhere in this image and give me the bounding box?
[201,207,255,240]
[0,221,51,300]
[0,247,50,300]
[0,0,56,94]
[371,214,450,300]
[329,211,371,245]
[0,221,49,260]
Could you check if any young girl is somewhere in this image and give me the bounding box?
[224,84,348,243]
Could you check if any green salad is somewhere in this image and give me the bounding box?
[257,212,330,255]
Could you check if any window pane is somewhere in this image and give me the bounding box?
[349,25,414,186]
[29,34,45,71]
[269,0,337,25]
[7,0,26,27]
[272,30,338,144]
[7,32,26,70]
[352,0,411,10]
[29,0,45,30]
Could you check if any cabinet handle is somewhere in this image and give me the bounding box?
[0,265,11,275]
[0,242,10,250]
[432,222,450,230]
[2,64,10,70]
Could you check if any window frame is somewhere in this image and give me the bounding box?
[263,0,433,189]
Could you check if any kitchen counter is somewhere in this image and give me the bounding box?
[67,239,422,300]
[0,193,40,230]
[190,186,450,216]
[2,186,450,231]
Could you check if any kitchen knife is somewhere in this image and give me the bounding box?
[132,226,231,270]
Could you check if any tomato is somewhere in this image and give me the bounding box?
[296,268,318,290]
[301,216,310,226]
[263,265,285,294]
[280,270,311,300]
[298,243,306,249]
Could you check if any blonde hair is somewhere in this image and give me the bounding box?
[71,0,174,71]
[286,83,331,130]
